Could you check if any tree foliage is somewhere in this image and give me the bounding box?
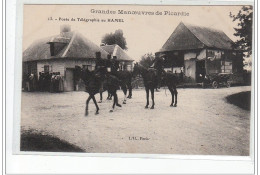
[101,29,128,50]
[139,53,155,68]
[230,6,253,57]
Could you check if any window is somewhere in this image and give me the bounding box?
[221,61,232,73]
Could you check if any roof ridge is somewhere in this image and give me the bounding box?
[181,22,206,47]
[112,45,119,56]
[61,31,77,58]
[183,22,224,33]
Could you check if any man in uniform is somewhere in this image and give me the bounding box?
[95,52,106,73]
[151,54,165,90]
[95,52,106,95]
[111,56,120,75]
[106,54,112,73]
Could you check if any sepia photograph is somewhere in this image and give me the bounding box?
[20,4,253,156]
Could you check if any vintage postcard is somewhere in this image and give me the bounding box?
[19,4,253,156]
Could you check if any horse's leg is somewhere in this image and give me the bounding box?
[107,91,112,100]
[110,91,121,112]
[110,92,115,112]
[169,87,174,107]
[91,95,99,114]
[174,87,178,107]
[107,91,110,100]
[98,91,103,103]
[122,85,127,104]
[85,95,92,116]
[150,88,155,109]
[145,87,149,108]
[115,92,122,107]
[127,82,132,99]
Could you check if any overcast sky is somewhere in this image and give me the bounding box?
[23,5,244,62]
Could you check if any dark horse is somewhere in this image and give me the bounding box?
[114,70,133,102]
[100,70,133,104]
[74,66,121,116]
[133,63,178,108]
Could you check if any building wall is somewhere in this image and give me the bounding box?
[183,49,206,61]
[23,61,37,76]
[205,49,243,74]
[119,61,133,71]
[37,59,96,76]
[24,59,134,91]
[37,60,65,76]
[36,59,96,91]
[184,52,196,60]
[184,60,196,83]
[197,49,207,60]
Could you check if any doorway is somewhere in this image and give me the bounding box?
[65,68,74,91]
[196,60,206,83]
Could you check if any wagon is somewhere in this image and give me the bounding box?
[202,73,232,89]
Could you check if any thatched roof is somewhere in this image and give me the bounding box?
[159,22,234,52]
[23,31,108,62]
[101,44,134,61]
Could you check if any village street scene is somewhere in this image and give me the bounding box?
[20,5,252,155]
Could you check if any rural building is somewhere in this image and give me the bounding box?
[22,25,109,91]
[156,22,244,83]
[101,44,134,71]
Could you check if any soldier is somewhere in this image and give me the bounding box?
[95,52,106,94]
[111,56,120,75]
[106,54,112,73]
[152,54,165,89]
[95,52,106,73]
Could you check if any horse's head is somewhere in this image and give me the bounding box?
[74,66,83,82]
[74,66,92,82]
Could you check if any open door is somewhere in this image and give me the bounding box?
[65,68,74,91]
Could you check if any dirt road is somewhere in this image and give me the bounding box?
[21,86,251,155]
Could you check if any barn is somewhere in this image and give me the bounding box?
[156,22,244,83]
[22,25,109,91]
[101,44,134,71]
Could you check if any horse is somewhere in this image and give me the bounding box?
[133,63,178,108]
[113,70,133,103]
[161,71,178,107]
[74,66,122,116]
[99,70,133,104]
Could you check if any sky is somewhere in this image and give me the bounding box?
[23,5,245,62]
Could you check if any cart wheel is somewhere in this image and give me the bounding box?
[212,81,218,89]
[226,82,231,88]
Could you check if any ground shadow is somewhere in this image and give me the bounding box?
[20,131,84,152]
[226,91,251,111]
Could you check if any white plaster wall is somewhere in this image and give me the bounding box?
[197,49,207,60]
[184,60,196,82]
[184,52,196,60]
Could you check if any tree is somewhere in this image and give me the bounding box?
[101,29,128,50]
[230,6,253,57]
[139,53,155,68]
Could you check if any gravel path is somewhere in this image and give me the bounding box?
[21,86,251,155]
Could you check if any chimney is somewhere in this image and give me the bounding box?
[60,24,71,34]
